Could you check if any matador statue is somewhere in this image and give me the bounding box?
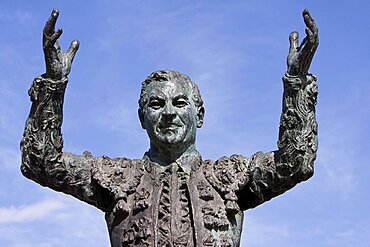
[21,8,319,247]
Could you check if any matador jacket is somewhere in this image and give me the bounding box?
[21,73,318,247]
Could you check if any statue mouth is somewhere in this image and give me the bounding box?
[158,122,182,131]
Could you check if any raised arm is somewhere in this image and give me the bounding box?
[20,9,112,211]
[277,9,318,180]
[237,9,319,210]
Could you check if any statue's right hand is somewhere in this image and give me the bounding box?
[43,9,79,80]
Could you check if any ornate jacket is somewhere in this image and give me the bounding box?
[20,73,318,247]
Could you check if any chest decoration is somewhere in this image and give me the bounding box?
[122,217,152,247]
[202,206,229,230]
[133,188,150,215]
[92,157,145,218]
[204,155,250,216]
[197,180,214,200]
[93,156,248,246]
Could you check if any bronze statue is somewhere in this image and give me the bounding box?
[21,8,319,247]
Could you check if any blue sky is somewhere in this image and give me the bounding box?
[0,1,369,246]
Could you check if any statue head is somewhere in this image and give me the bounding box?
[138,70,205,153]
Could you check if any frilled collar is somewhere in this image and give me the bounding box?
[143,150,201,175]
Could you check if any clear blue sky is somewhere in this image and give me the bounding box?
[1,1,369,246]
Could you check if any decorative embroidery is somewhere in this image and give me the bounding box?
[157,169,171,246]
[122,228,135,246]
[197,180,214,201]
[202,206,229,231]
[203,232,216,247]
[176,169,193,246]
[113,198,130,217]
[122,217,152,247]
[93,158,145,218]
[204,155,250,216]
[219,233,233,247]
[133,188,150,215]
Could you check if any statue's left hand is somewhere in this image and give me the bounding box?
[287,9,318,76]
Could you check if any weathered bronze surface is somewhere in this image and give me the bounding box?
[21,8,319,247]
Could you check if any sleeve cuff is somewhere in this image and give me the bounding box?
[28,76,68,101]
[282,73,317,91]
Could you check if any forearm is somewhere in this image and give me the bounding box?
[276,73,318,183]
[21,75,67,186]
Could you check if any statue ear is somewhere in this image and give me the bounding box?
[196,106,205,128]
[138,109,146,129]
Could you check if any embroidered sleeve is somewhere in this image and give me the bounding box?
[205,74,318,211]
[238,73,318,209]
[20,76,112,211]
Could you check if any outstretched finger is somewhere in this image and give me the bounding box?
[305,27,315,44]
[43,28,63,49]
[66,40,80,62]
[43,9,59,36]
[303,9,318,37]
[289,31,299,54]
[51,28,63,43]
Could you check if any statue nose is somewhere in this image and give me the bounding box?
[162,104,176,119]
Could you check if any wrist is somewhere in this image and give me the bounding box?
[283,72,316,91]
[28,75,68,102]
[283,72,318,107]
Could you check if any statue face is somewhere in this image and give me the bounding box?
[140,80,203,147]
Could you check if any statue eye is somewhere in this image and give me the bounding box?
[149,99,164,109]
[173,99,188,108]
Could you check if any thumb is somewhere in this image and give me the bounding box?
[66,40,80,63]
[289,31,299,54]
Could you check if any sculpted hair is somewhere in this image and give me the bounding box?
[138,70,203,110]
